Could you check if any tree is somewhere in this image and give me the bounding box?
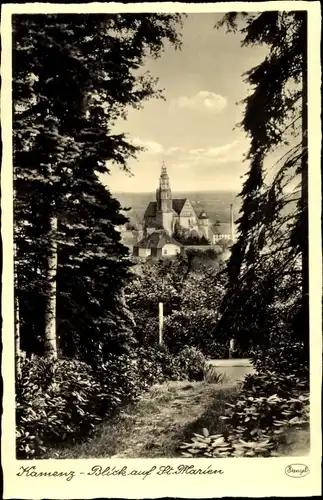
[13,14,184,365]
[215,12,308,356]
[173,224,210,245]
[126,257,226,353]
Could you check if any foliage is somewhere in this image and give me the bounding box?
[173,224,210,245]
[221,376,309,442]
[164,309,220,355]
[137,345,186,387]
[94,353,142,415]
[16,356,102,458]
[216,238,232,251]
[16,343,206,459]
[215,12,308,362]
[185,248,222,268]
[181,369,309,457]
[180,428,274,458]
[203,365,232,385]
[176,346,207,381]
[251,337,309,380]
[13,13,184,362]
[126,257,226,354]
[136,345,207,385]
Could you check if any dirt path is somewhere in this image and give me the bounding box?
[47,380,238,459]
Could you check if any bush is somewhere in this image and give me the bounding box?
[136,345,207,384]
[16,356,102,459]
[250,339,309,381]
[136,345,187,387]
[16,344,207,459]
[163,309,220,355]
[180,427,274,458]
[16,353,146,459]
[221,377,309,442]
[204,342,228,359]
[180,371,309,458]
[176,346,206,381]
[180,338,310,458]
[95,352,142,415]
[136,345,207,385]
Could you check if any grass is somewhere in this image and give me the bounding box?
[44,379,239,459]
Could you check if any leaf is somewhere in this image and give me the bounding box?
[193,433,205,439]
[202,428,209,438]
[188,448,202,455]
[211,437,225,447]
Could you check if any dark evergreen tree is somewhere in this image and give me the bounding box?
[13,14,184,364]
[215,12,308,358]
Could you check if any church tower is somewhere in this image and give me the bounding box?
[156,162,173,234]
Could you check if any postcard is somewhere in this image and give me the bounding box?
[1,1,322,498]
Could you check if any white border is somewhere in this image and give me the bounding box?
[1,2,322,498]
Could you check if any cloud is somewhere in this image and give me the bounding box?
[131,139,187,158]
[132,137,164,155]
[175,91,228,113]
[129,138,246,172]
[189,140,242,159]
[165,146,185,155]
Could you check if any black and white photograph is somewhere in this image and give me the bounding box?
[1,2,322,498]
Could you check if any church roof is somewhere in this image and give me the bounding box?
[135,230,183,249]
[144,201,157,218]
[144,198,190,219]
[172,198,187,215]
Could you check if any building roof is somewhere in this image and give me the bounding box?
[198,225,215,241]
[144,198,190,219]
[213,222,232,234]
[172,198,187,215]
[135,230,183,249]
[144,201,157,218]
[198,210,209,219]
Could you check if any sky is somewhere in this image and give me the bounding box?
[102,13,270,194]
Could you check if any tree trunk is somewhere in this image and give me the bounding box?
[301,14,309,351]
[14,234,22,377]
[15,282,21,378]
[44,215,58,358]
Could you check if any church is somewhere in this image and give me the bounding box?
[143,163,218,243]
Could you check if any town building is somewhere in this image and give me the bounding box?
[132,230,184,260]
[143,163,235,244]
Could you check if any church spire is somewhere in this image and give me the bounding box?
[161,161,167,177]
[156,161,172,214]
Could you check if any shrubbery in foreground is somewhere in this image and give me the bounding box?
[16,346,206,459]
[181,341,309,458]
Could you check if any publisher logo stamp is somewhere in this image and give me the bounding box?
[285,464,310,478]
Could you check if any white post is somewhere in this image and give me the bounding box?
[159,302,164,345]
[229,338,235,359]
